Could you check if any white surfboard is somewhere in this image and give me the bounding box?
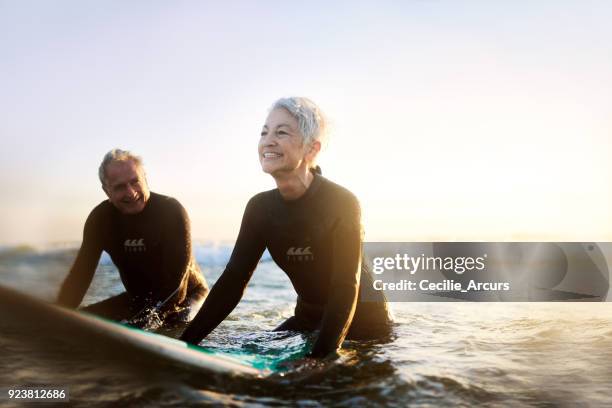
[0,284,267,377]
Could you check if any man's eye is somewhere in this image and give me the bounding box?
[277,131,288,137]
[260,131,267,137]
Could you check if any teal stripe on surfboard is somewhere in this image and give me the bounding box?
[114,317,307,372]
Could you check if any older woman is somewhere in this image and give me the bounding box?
[181,97,391,357]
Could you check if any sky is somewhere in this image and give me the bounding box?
[1,1,611,245]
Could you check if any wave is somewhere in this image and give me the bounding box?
[0,243,272,268]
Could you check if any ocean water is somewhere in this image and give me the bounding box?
[1,245,612,407]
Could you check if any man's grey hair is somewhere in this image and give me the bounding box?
[98,148,143,185]
[271,97,328,148]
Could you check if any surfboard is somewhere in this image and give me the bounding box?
[0,284,289,378]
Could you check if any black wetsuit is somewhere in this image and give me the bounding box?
[57,192,208,321]
[180,171,391,357]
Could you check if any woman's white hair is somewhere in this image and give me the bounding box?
[98,148,143,185]
[271,97,328,148]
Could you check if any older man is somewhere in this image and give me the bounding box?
[57,149,208,325]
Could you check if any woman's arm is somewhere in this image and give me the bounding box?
[309,196,362,358]
[180,196,266,345]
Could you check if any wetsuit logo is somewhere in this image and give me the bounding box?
[287,246,314,262]
[124,238,146,252]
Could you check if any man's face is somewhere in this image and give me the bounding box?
[102,160,150,215]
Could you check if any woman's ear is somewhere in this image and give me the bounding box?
[305,140,321,163]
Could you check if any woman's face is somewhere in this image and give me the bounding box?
[259,108,309,176]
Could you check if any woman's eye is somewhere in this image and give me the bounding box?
[277,131,288,137]
[260,131,267,137]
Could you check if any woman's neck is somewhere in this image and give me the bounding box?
[274,167,314,200]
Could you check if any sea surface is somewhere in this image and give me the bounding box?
[1,244,611,407]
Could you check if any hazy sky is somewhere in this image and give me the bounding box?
[1,1,611,245]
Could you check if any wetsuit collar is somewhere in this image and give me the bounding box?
[276,170,323,205]
[114,191,157,217]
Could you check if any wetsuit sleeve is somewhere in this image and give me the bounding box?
[156,200,193,305]
[309,197,361,358]
[180,196,266,344]
[57,210,103,308]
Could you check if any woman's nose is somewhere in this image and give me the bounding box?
[261,133,277,146]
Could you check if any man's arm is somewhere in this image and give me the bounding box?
[57,211,103,308]
[180,196,266,344]
[155,199,194,306]
[309,197,362,358]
